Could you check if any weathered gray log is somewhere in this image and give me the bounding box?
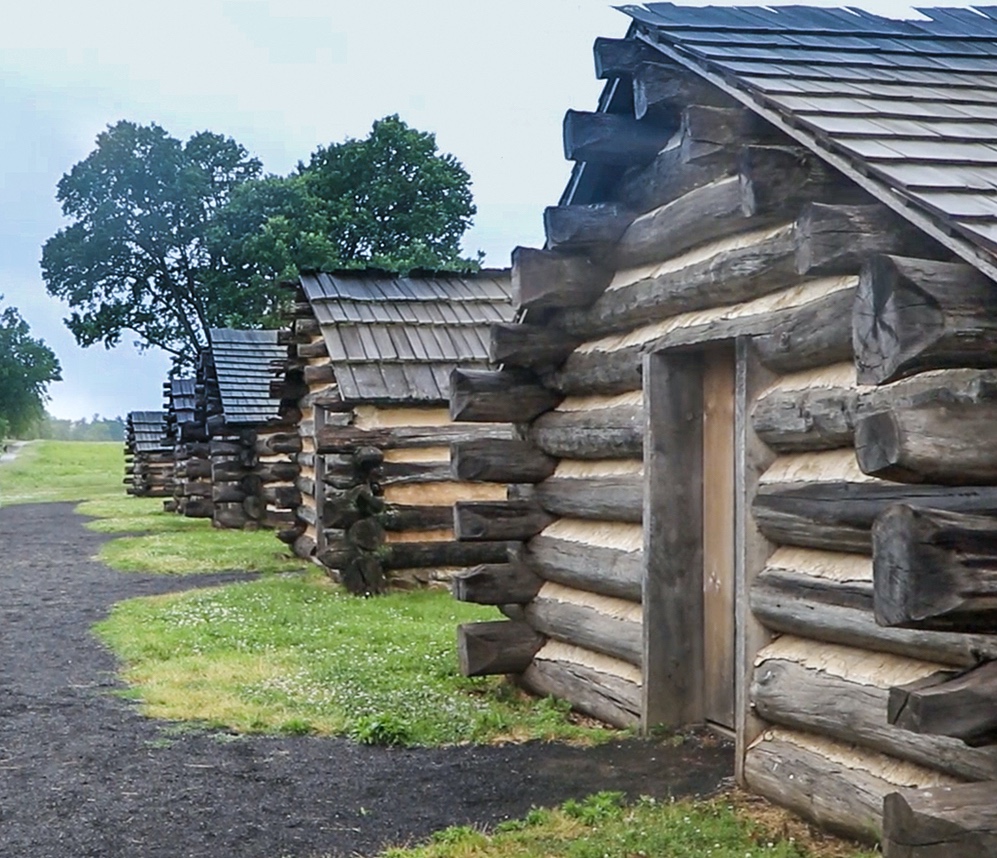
[373,460,454,487]
[633,61,735,119]
[796,203,934,277]
[855,255,997,385]
[524,590,642,666]
[744,733,887,843]
[292,533,316,560]
[753,566,997,667]
[857,401,997,485]
[751,383,858,453]
[213,503,250,529]
[347,518,385,552]
[295,475,316,498]
[451,439,556,483]
[549,283,855,396]
[592,36,660,79]
[209,439,245,457]
[318,419,515,453]
[527,533,642,601]
[533,475,643,523]
[562,109,673,167]
[183,481,213,498]
[457,621,544,677]
[185,458,212,479]
[882,783,997,857]
[754,482,997,554]
[182,497,214,518]
[543,203,634,251]
[261,485,301,508]
[753,653,997,781]
[449,368,561,424]
[520,655,639,728]
[452,563,543,605]
[382,540,517,571]
[874,505,997,633]
[453,501,556,542]
[489,322,583,369]
[889,661,997,747]
[296,339,328,359]
[302,363,336,386]
[341,553,385,597]
[254,432,303,456]
[681,105,779,146]
[211,482,246,503]
[263,509,296,529]
[528,404,643,460]
[511,246,613,311]
[380,504,453,533]
[559,223,798,340]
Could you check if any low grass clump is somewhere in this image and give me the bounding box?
[0,441,123,505]
[95,571,618,746]
[79,496,205,534]
[377,791,878,858]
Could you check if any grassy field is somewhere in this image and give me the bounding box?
[0,440,123,505]
[95,571,616,745]
[372,792,878,858]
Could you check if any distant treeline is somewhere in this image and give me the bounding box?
[25,414,126,442]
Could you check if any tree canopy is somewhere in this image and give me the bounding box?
[42,116,478,364]
[0,297,62,438]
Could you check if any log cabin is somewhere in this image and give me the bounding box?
[274,268,518,594]
[124,410,172,498]
[162,377,198,514]
[448,4,997,848]
[198,328,300,530]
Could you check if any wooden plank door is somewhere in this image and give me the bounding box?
[702,347,736,729]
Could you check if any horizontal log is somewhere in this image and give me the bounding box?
[754,481,997,554]
[453,501,556,542]
[533,475,643,523]
[882,783,997,857]
[451,439,556,483]
[381,540,517,571]
[857,400,997,485]
[318,419,516,453]
[302,363,336,386]
[254,432,302,456]
[751,379,857,454]
[746,730,916,844]
[451,563,543,605]
[457,621,544,677]
[185,458,212,479]
[296,339,328,359]
[381,504,453,533]
[527,531,642,601]
[371,460,454,487]
[559,224,798,341]
[520,644,641,728]
[592,36,659,80]
[753,642,997,781]
[524,585,642,666]
[529,404,642,460]
[183,482,213,498]
[874,505,997,633]
[211,483,246,504]
[562,109,673,167]
[753,563,997,667]
[634,63,736,120]
[543,203,634,252]
[489,322,583,369]
[449,368,561,424]
[855,255,997,385]
[890,661,997,747]
[181,497,214,518]
[213,503,250,530]
[261,484,301,509]
[797,202,934,277]
[511,246,613,311]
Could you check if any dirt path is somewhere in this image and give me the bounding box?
[0,440,26,463]
[0,502,733,858]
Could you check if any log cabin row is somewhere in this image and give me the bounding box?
[162,377,199,514]
[273,269,517,595]
[197,328,300,531]
[124,410,172,498]
[450,5,997,848]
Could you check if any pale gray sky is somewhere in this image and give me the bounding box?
[0,0,975,419]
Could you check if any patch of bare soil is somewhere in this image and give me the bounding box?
[0,502,733,858]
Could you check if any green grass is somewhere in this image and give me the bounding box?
[79,496,205,534]
[94,571,619,745]
[0,441,124,505]
[374,792,878,858]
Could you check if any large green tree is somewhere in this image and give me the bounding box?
[211,114,479,285]
[0,297,62,438]
[41,121,265,360]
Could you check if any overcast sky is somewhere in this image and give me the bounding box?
[1,0,977,420]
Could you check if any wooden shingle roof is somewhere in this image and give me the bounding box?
[208,329,284,425]
[300,270,514,404]
[593,4,997,280]
[127,411,168,453]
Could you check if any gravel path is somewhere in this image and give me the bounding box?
[0,502,733,858]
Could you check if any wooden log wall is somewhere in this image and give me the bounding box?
[124,412,173,499]
[446,44,997,844]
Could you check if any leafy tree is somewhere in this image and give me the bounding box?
[0,297,62,438]
[212,115,479,283]
[42,121,265,361]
